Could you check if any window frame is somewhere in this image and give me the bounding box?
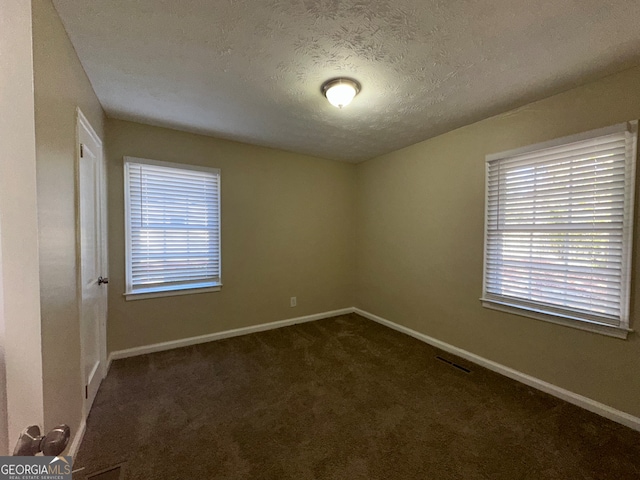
[123,156,222,301]
[481,122,637,339]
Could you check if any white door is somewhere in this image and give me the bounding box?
[77,109,107,415]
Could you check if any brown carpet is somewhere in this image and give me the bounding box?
[74,314,640,479]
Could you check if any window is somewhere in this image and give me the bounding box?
[124,157,221,300]
[482,122,637,338]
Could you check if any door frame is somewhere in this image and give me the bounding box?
[75,108,108,419]
[0,0,46,455]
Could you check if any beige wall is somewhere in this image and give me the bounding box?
[355,66,640,418]
[0,0,44,454]
[107,119,355,352]
[31,0,105,440]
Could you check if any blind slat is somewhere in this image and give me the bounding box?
[490,134,625,168]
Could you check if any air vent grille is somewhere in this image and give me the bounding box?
[87,465,122,479]
[436,355,471,374]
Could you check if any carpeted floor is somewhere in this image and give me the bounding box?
[73,313,640,479]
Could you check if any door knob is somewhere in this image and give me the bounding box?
[98,276,109,285]
[13,424,71,456]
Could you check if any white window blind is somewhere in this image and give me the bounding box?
[124,157,221,297]
[482,122,637,336]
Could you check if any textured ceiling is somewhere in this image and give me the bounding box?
[52,0,640,162]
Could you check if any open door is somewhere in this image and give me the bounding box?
[77,109,108,415]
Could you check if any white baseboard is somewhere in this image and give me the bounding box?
[68,416,86,458]
[108,307,354,364]
[354,308,640,432]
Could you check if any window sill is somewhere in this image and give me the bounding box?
[125,284,222,301]
[480,298,632,340]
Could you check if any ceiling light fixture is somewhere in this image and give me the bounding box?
[322,78,361,109]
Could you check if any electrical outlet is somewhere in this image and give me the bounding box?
[290,296,297,307]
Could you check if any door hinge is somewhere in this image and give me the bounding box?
[80,143,84,158]
[85,385,88,399]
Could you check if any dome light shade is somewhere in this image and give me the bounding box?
[322,78,361,109]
